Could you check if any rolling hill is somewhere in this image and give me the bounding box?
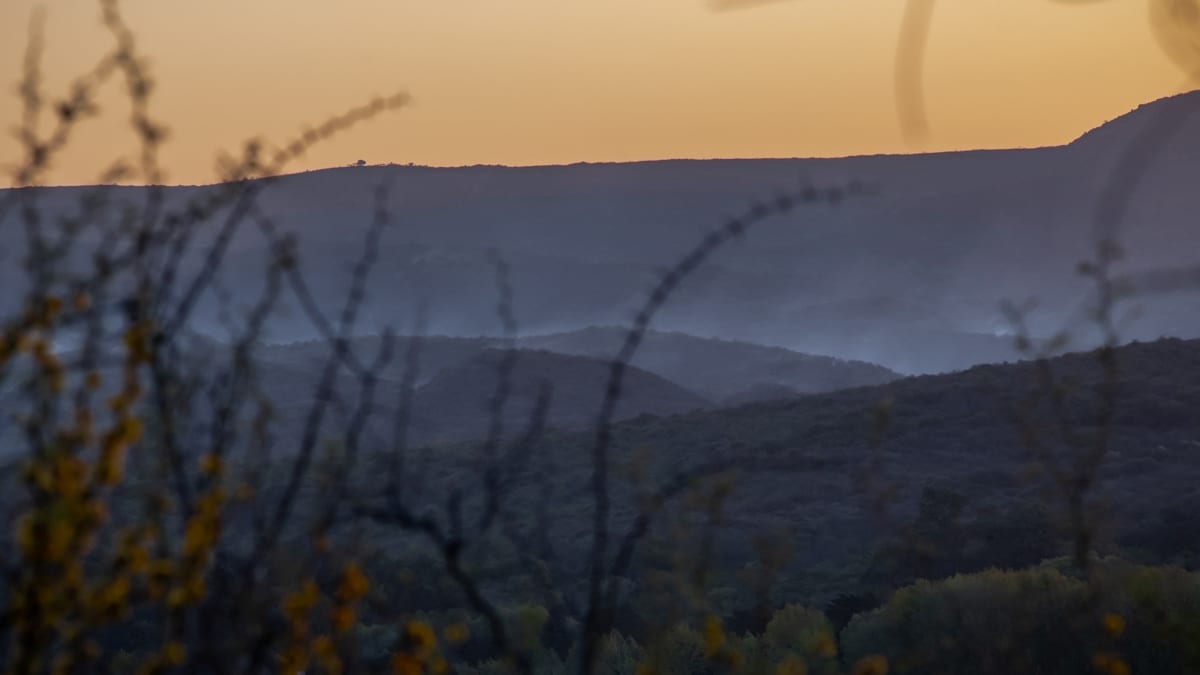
[408,348,712,444]
[6,92,1200,374]
[254,328,899,403]
[247,342,714,448]
[396,335,1200,603]
[517,326,898,398]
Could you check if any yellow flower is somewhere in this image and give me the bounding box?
[198,454,223,476]
[283,580,320,623]
[120,417,143,444]
[336,563,370,602]
[94,576,131,612]
[1103,613,1125,638]
[182,517,216,558]
[702,615,725,658]
[443,622,469,645]
[185,574,206,601]
[851,655,888,675]
[390,653,422,675]
[162,641,186,666]
[125,543,149,575]
[812,630,837,658]
[313,635,336,657]
[331,605,355,633]
[1094,652,1131,675]
[167,587,190,609]
[406,621,437,657]
[776,654,808,675]
[53,455,87,497]
[149,559,175,580]
[313,635,342,674]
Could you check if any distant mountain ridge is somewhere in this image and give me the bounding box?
[6,92,1199,374]
[1070,90,1200,149]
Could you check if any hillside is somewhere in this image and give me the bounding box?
[255,334,493,388]
[6,92,1200,373]
[255,329,898,404]
[399,336,1200,601]
[247,343,713,448]
[517,326,898,398]
[408,348,712,444]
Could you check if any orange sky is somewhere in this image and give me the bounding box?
[0,0,1188,186]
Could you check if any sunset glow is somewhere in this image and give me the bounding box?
[0,0,1186,186]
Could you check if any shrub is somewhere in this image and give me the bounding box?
[842,559,1200,675]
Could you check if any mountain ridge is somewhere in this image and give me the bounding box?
[6,91,1198,374]
[19,92,1196,190]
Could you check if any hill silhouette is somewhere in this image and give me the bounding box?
[408,348,712,444]
[5,92,1199,373]
[246,342,714,448]
[255,329,898,404]
[516,327,898,398]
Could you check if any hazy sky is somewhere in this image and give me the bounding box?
[0,1,1188,186]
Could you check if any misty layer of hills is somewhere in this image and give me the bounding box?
[517,326,897,400]
[0,326,899,456]
[6,92,1200,375]
[249,329,898,446]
